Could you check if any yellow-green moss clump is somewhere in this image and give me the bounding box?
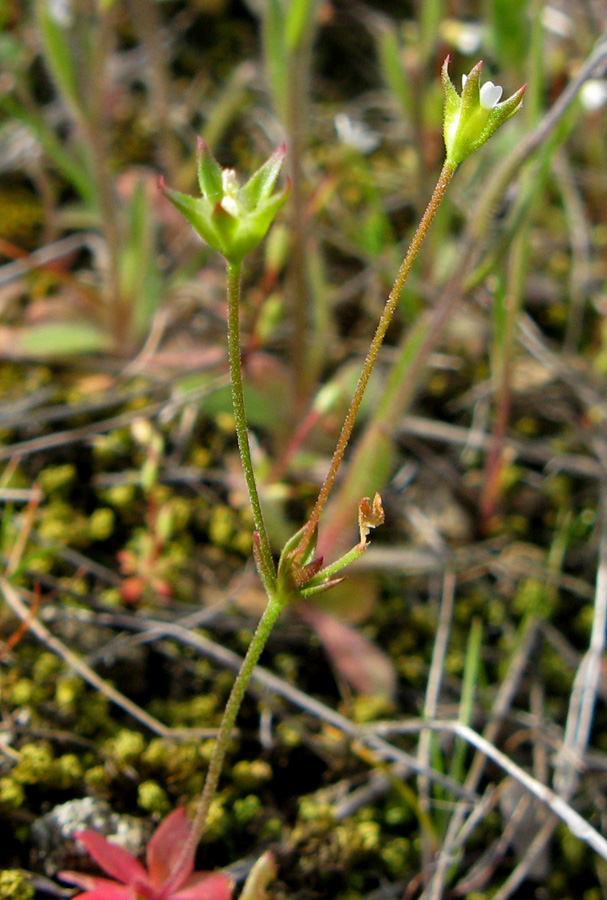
[0,870,35,900]
[11,743,83,790]
[137,780,171,815]
[0,777,25,812]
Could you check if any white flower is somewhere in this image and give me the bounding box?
[580,79,607,111]
[479,81,503,108]
[462,74,504,109]
[220,169,240,216]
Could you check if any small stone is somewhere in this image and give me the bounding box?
[30,798,151,876]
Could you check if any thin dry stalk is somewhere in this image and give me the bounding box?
[417,617,540,899]
[370,718,607,862]
[58,604,476,801]
[0,578,191,738]
[417,570,456,869]
[490,815,559,900]
[554,494,607,795]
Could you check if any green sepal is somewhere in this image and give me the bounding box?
[241,143,287,208]
[196,138,223,200]
[159,181,220,249]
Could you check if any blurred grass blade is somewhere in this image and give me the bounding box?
[285,0,316,51]
[35,0,85,119]
[120,180,161,339]
[0,96,97,207]
[376,23,413,121]
[487,0,529,69]
[262,0,288,120]
[449,617,483,788]
[490,272,507,379]
[419,0,444,65]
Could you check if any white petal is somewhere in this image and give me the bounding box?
[480,82,503,109]
[220,196,239,216]
[462,74,468,89]
[222,169,239,192]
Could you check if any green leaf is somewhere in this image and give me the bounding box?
[18,322,112,356]
[120,180,161,339]
[35,0,84,119]
[196,139,223,199]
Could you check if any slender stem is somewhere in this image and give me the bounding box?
[163,594,285,891]
[294,160,456,559]
[226,261,276,592]
[164,262,292,891]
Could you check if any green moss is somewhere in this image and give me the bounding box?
[138,780,171,814]
[75,692,112,736]
[12,743,54,784]
[340,819,380,853]
[0,870,35,900]
[88,507,115,540]
[10,743,82,790]
[0,777,25,811]
[231,759,272,790]
[141,741,207,795]
[52,753,83,789]
[32,652,62,683]
[196,797,229,842]
[103,483,137,510]
[208,505,235,547]
[141,738,171,768]
[232,794,262,824]
[84,765,111,792]
[298,797,334,823]
[384,800,411,827]
[261,817,283,838]
[104,729,146,765]
[38,501,89,545]
[349,694,395,724]
[9,678,38,706]
[39,464,76,495]
[559,823,588,872]
[0,187,44,248]
[379,837,411,877]
[55,676,85,712]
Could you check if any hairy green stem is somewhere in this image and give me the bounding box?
[226,261,276,592]
[294,160,456,559]
[163,263,291,889]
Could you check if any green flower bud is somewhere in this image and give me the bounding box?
[441,57,526,167]
[161,142,290,264]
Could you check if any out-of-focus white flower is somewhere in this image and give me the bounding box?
[48,0,73,26]
[580,80,607,112]
[334,114,380,154]
[541,5,573,38]
[440,19,483,54]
